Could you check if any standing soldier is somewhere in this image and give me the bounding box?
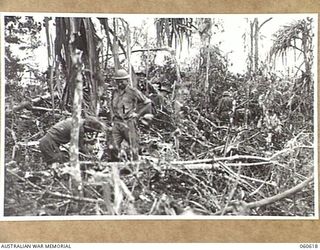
[110,69,152,160]
[217,91,234,126]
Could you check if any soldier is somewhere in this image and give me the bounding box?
[217,91,234,125]
[39,116,105,166]
[110,69,153,160]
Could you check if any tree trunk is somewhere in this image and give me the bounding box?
[112,18,120,70]
[44,17,55,119]
[126,23,133,87]
[254,18,259,73]
[104,22,110,72]
[83,18,98,115]
[249,21,254,76]
[205,39,211,94]
[68,17,83,194]
[145,31,150,94]
[55,18,73,110]
[54,61,61,102]
[302,33,311,80]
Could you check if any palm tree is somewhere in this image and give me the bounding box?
[243,17,272,76]
[270,18,313,84]
[55,17,102,116]
[269,18,314,119]
[155,18,194,51]
[197,18,213,94]
[155,18,195,85]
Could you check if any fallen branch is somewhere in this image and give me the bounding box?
[6,169,104,204]
[31,106,71,115]
[6,92,60,114]
[5,161,18,167]
[181,131,214,148]
[270,145,314,160]
[247,175,314,209]
[7,169,42,190]
[221,165,242,216]
[172,145,314,165]
[170,155,269,165]
[7,101,32,113]
[217,162,264,196]
[16,141,39,147]
[214,175,314,215]
[78,158,273,170]
[44,190,104,204]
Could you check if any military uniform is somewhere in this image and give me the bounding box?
[111,85,151,160]
[39,117,103,165]
[217,92,234,124]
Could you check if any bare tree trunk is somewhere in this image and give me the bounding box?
[251,17,272,75]
[302,34,311,79]
[254,18,259,73]
[69,17,83,196]
[198,18,212,98]
[205,45,210,91]
[126,23,133,87]
[54,61,61,100]
[44,17,55,120]
[170,49,182,103]
[249,21,254,76]
[112,18,120,70]
[100,18,120,71]
[205,37,211,106]
[83,18,98,115]
[146,32,150,94]
[104,21,110,72]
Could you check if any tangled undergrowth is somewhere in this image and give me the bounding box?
[4,81,315,217]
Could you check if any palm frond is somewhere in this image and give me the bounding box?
[269,19,307,59]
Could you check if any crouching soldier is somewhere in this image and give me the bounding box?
[39,116,105,166]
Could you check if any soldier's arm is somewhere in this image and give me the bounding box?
[131,88,152,119]
[110,90,116,119]
[137,101,152,119]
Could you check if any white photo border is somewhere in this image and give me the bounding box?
[0,12,318,221]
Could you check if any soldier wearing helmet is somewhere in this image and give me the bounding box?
[110,69,152,161]
[217,90,234,125]
[39,116,105,166]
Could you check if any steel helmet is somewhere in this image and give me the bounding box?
[113,69,130,80]
[84,116,104,132]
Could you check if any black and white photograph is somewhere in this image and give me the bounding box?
[1,13,318,219]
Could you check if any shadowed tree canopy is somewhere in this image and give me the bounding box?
[55,17,102,115]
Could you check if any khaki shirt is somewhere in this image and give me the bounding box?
[47,118,85,148]
[217,96,233,113]
[111,86,149,120]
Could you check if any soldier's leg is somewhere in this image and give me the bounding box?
[54,150,69,163]
[39,135,69,179]
[127,119,139,160]
[39,135,63,166]
[110,122,124,161]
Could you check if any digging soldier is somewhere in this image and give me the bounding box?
[109,69,153,161]
[39,116,105,166]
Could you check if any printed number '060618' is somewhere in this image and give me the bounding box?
[300,244,319,248]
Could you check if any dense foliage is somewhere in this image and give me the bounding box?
[4,16,315,217]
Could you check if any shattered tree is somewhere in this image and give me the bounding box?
[4,16,315,217]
